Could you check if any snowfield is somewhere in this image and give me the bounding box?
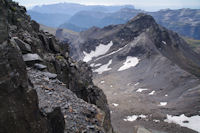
[83,41,113,62]
[159,102,167,106]
[112,103,119,107]
[124,114,147,122]
[162,41,167,45]
[149,90,155,95]
[118,56,140,71]
[94,63,102,67]
[136,88,148,93]
[93,60,112,74]
[164,114,200,132]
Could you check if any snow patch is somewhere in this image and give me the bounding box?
[118,56,140,71]
[165,94,168,97]
[159,102,167,106]
[90,63,95,67]
[95,44,128,61]
[149,90,155,95]
[136,88,148,93]
[83,41,113,62]
[100,80,105,84]
[94,63,102,67]
[134,82,140,86]
[124,114,147,122]
[153,120,160,123]
[112,103,119,107]
[162,41,167,45]
[164,114,200,132]
[93,60,112,74]
[127,83,131,86]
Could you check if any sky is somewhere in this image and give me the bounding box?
[14,0,200,11]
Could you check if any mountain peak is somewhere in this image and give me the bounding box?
[125,13,157,32]
[128,13,155,24]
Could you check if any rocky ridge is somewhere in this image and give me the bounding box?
[58,13,200,133]
[0,0,113,133]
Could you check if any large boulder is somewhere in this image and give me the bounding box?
[23,53,43,66]
[12,37,32,53]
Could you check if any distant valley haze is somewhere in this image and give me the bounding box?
[14,0,200,11]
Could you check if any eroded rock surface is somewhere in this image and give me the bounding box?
[0,0,113,133]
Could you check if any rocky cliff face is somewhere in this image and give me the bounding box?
[0,0,113,133]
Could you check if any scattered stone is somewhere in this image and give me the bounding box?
[34,63,47,71]
[43,72,57,79]
[12,37,32,54]
[134,126,152,133]
[23,53,43,66]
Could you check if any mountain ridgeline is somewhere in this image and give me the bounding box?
[58,13,200,133]
[58,8,200,40]
[28,3,135,28]
[0,0,113,133]
[28,3,200,39]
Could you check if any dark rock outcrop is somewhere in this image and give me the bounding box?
[0,0,113,133]
[0,24,50,133]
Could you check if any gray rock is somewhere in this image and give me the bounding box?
[34,63,47,71]
[134,126,152,133]
[49,36,60,53]
[43,72,57,79]
[0,38,50,133]
[13,37,32,53]
[30,20,40,32]
[23,53,43,66]
[0,2,8,44]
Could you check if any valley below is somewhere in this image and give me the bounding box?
[93,61,200,133]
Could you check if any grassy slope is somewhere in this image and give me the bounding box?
[183,37,200,54]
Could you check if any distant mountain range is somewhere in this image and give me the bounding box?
[28,3,200,39]
[28,3,135,28]
[30,3,135,14]
[27,11,70,28]
[59,8,200,39]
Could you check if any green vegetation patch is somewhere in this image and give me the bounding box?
[183,37,200,48]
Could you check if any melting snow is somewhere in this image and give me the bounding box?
[94,63,102,67]
[134,82,140,86]
[164,114,200,132]
[153,120,160,123]
[127,83,131,86]
[162,41,167,45]
[124,114,147,122]
[149,90,155,95]
[90,63,95,67]
[83,41,113,62]
[118,56,140,71]
[136,88,148,93]
[100,80,105,84]
[112,103,119,107]
[94,44,128,61]
[93,60,112,74]
[159,102,167,106]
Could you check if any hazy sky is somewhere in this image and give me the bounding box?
[14,0,200,11]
